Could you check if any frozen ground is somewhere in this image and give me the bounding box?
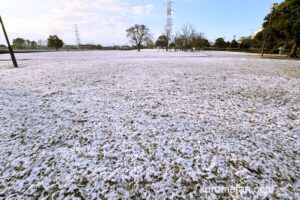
[0,50,299,199]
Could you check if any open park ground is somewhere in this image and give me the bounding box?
[0,51,299,199]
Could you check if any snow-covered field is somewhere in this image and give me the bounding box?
[0,50,299,199]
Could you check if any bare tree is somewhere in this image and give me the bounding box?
[174,25,210,51]
[126,24,151,52]
[145,36,155,49]
[191,33,210,50]
[181,24,196,51]
[174,33,184,51]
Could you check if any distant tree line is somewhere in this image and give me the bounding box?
[6,35,135,52]
[6,0,298,56]
[173,25,210,51]
[12,38,40,49]
[10,36,64,51]
[7,26,269,54]
[8,35,105,51]
[126,24,262,53]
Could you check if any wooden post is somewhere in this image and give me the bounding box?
[0,16,18,68]
[260,15,273,57]
[260,3,278,57]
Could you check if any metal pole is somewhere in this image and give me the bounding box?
[0,16,18,68]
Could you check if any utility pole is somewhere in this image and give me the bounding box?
[260,3,279,57]
[0,16,18,68]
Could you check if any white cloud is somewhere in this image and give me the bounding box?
[132,4,154,16]
[0,0,156,45]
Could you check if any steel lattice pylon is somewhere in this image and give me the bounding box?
[74,24,81,48]
[165,0,173,43]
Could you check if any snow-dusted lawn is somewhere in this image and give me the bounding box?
[0,51,299,199]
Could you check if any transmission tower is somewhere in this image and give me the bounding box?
[165,0,173,44]
[74,24,81,48]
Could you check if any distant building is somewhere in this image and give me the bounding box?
[238,36,251,43]
[79,44,98,50]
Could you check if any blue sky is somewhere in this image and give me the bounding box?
[0,0,284,46]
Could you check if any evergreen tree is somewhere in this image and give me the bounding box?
[155,35,168,50]
[229,39,239,48]
[47,35,64,51]
[214,38,227,48]
[261,0,300,57]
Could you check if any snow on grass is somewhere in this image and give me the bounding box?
[0,51,299,199]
